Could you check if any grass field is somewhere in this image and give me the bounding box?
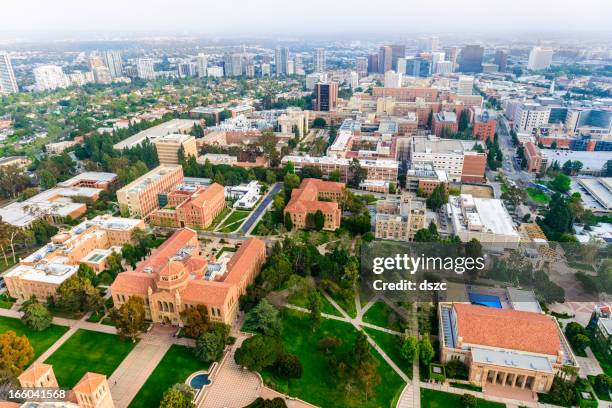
[526,187,550,204]
[206,206,231,231]
[0,316,69,363]
[129,345,210,408]
[261,309,404,408]
[363,301,407,332]
[0,294,14,309]
[217,210,250,232]
[421,388,505,408]
[44,329,135,388]
[363,327,412,378]
[287,290,342,317]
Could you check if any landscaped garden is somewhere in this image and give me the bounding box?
[526,187,550,204]
[129,345,210,408]
[362,301,408,332]
[0,316,69,363]
[216,210,250,232]
[206,206,231,231]
[421,388,505,408]
[44,329,135,387]
[261,309,405,408]
[363,327,412,378]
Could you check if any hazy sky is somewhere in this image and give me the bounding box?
[3,0,612,38]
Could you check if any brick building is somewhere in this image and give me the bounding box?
[284,178,344,230]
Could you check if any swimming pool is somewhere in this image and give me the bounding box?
[189,373,211,389]
[468,292,502,308]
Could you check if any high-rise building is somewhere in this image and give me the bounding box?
[294,55,305,75]
[0,52,18,94]
[431,52,446,73]
[225,53,243,76]
[246,64,255,77]
[92,66,112,84]
[314,48,326,73]
[418,36,439,52]
[33,65,69,92]
[513,102,551,133]
[435,60,453,74]
[457,75,474,96]
[136,58,155,80]
[356,57,368,77]
[89,53,105,69]
[275,47,289,76]
[494,50,508,72]
[178,62,197,78]
[367,54,379,74]
[443,46,459,71]
[527,46,554,71]
[384,70,402,88]
[287,60,295,75]
[347,71,359,89]
[396,57,407,74]
[103,50,123,78]
[390,44,406,71]
[196,53,208,77]
[261,63,271,77]
[458,45,484,73]
[314,82,338,111]
[405,58,431,77]
[378,45,393,74]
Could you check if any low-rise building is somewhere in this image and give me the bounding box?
[4,215,143,301]
[57,172,118,191]
[405,162,448,195]
[110,229,266,325]
[284,178,344,230]
[113,119,199,150]
[432,111,458,137]
[46,140,77,154]
[472,108,497,141]
[153,133,197,165]
[523,141,543,174]
[375,195,427,241]
[0,156,31,169]
[225,181,261,210]
[149,183,226,229]
[116,164,184,218]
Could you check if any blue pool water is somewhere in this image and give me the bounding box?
[468,292,502,308]
[189,373,211,389]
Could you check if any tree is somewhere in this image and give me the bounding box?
[328,170,341,182]
[195,324,229,363]
[247,398,288,408]
[0,331,34,382]
[179,305,209,339]
[458,110,470,132]
[313,118,326,128]
[426,184,448,211]
[308,290,321,331]
[243,299,281,336]
[284,212,293,231]
[234,335,283,372]
[388,183,397,194]
[460,393,477,408]
[464,239,484,280]
[540,194,573,239]
[159,383,195,408]
[573,334,590,353]
[55,275,103,313]
[20,297,52,331]
[38,169,57,190]
[77,263,97,285]
[274,353,303,379]
[419,337,435,366]
[313,210,325,231]
[110,296,147,342]
[283,173,300,199]
[401,336,419,363]
[348,159,367,188]
[550,173,571,193]
[548,375,576,406]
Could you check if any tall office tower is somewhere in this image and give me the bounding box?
[396,57,407,74]
[347,71,359,89]
[294,55,305,75]
[384,70,403,88]
[314,48,326,73]
[231,53,243,76]
[275,47,289,76]
[178,62,197,78]
[33,65,69,91]
[367,54,379,74]
[136,58,155,80]
[431,52,446,73]
[92,66,112,84]
[406,58,431,77]
[527,46,554,71]
[246,64,255,77]
[458,45,484,73]
[457,75,474,95]
[261,63,271,77]
[0,52,18,94]
[314,82,338,111]
[103,50,123,78]
[390,44,406,71]
[378,45,393,74]
[435,60,452,74]
[196,53,208,77]
[355,57,368,77]
[494,50,508,72]
[418,36,439,52]
[287,60,295,75]
[89,53,105,69]
[443,46,459,71]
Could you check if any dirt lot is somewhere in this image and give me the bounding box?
[461,184,494,198]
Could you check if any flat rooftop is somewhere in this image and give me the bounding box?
[58,172,117,186]
[540,150,610,173]
[412,136,483,155]
[118,164,181,194]
[577,177,612,210]
[113,119,198,150]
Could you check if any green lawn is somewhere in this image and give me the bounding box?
[363,327,412,379]
[327,290,356,318]
[421,388,505,408]
[363,301,407,332]
[206,206,231,231]
[287,290,342,317]
[217,210,250,232]
[129,345,209,408]
[526,187,550,204]
[0,294,15,309]
[0,316,69,364]
[44,329,135,388]
[261,309,404,408]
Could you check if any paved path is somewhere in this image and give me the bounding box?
[109,325,175,408]
[577,346,604,378]
[242,182,282,234]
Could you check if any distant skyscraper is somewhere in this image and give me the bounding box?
[418,36,439,52]
[356,57,368,77]
[494,50,508,72]
[0,52,18,94]
[378,45,393,74]
[196,54,208,77]
[89,53,105,70]
[178,62,197,78]
[406,58,431,77]
[390,44,406,71]
[92,66,112,84]
[314,82,338,111]
[103,51,123,78]
[225,53,243,76]
[384,70,402,88]
[261,63,271,77]
[443,46,459,71]
[314,48,326,73]
[527,46,554,71]
[396,57,407,74]
[367,54,379,74]
[275,47,289,76]
[458,45,484,73]
[457,75,474,95]
[136,58,155,80]
[33,65,69,91]
[431,52,446,73]
[294,55,305,75]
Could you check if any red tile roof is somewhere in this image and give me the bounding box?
[224,238,266,285]
[454,303,561,356]
[285,178,343,215]
[134,228,197,274]
[111,271,155,296]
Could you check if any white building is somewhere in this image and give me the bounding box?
[103,50,123,78]
[306,73,327,91]
[512,102,550,133]
[384,70,403,88]
[113,119,199,150]
[346,71,359,89]
[33,65,69,92]
[314,48,326,73]
[136,58,155,80]
[225,181,261,210]
[0,52,18,94]
[527,47,554,71]
[435,60,453,75]
[446,194,520,250]
[207,66,224,78]
[92,66,112,84]
[197,53,208,77]
[457,75,474,96]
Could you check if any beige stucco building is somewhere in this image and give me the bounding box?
[375,195,427,241]
[153,133,198,165]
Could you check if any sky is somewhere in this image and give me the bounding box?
[2,0,612,39]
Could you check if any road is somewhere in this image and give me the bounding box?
[241,182,281,234]
[495,115,534,186]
